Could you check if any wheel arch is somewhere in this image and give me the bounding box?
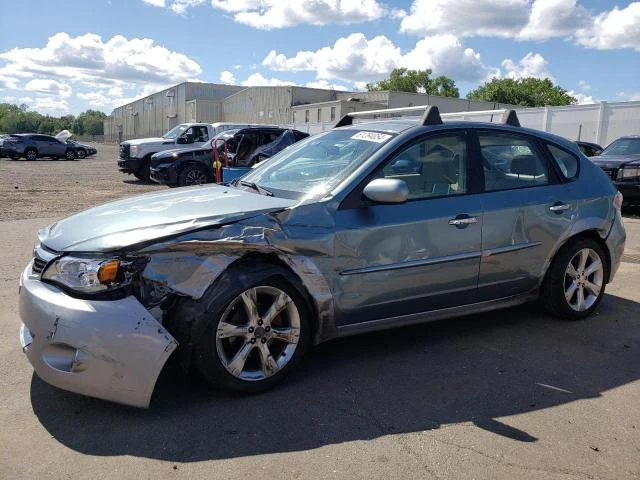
[542,229,612,288]
[163,251,330,373]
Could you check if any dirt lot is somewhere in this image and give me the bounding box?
[1,144,639,479]
[0,144,161,220]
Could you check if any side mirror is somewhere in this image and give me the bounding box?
[363,178,408,204]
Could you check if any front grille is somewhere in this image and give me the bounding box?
[32,257,47,275]
[600,167,618,180]
[120,143,130,159]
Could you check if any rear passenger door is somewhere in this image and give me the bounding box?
[474,130,577,300]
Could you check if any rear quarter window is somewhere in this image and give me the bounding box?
[547,144,579,180]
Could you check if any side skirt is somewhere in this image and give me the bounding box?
[334,292,538,339]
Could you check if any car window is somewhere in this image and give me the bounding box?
[381,133,467,199]
[479,132,549,191]
[547,144,579,179]
[263,132,282,144]
[602,138,640,155]
[187,126,209,142]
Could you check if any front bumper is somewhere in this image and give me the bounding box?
[19,265,177,408]
[118,158,143,174]
[149,163,178,185]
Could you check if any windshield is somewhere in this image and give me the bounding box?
[163,124,190,139]
[239,129,395,200]
[602,138,640,156]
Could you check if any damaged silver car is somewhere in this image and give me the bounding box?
[19,107,626,407]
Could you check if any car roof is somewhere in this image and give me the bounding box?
[335,118,582,152]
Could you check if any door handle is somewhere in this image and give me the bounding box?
[449,215,478,226]
[549,202,570,212]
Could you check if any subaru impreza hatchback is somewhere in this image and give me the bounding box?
[19,107,626,407]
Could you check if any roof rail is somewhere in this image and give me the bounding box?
[334,105,521,128]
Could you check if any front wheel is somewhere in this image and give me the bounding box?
[541,238,608,320]
[191,264,312,393]
[76,149,86,159]
[25,148,37,161]
[65,149,76,161]
[178,164,210,186]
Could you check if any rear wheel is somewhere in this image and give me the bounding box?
[178,164,210,187]
[541,237,608,320]
[25,148,37,161]
[187,263,312,393]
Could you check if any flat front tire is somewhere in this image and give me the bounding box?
[186,263,312,393]
[541,237,608,320]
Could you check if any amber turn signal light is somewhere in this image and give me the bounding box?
[97,260,119,284]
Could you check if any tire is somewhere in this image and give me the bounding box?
[185,263,312,393]
[25,148,37,161]
[541,237,608,320]
[65,149,77,161]
[10,154,21,160]
[76,149,86,159]
[178,164,210,187]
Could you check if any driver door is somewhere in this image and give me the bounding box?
[333,130,483,325]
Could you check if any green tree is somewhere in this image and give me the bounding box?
[466,77,576,107]
[366,68,460,98]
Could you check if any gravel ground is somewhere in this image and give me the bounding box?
[0,143,162,221]
[1,145,639,480]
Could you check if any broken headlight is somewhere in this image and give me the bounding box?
[41,256,146,294]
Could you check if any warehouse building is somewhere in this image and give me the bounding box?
[104,81,514,142]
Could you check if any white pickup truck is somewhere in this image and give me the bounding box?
[118,122,262,181]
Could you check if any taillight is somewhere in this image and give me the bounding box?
[613,191,623,210]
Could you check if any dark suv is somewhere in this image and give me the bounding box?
[1,134,78,161]
[150,127,308,187]
[589,135,640,203]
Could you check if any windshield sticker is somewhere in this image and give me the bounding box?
[351,131,392,143]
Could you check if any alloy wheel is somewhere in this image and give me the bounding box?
[185,168,207,185]
[215,286,301,381]
[564,248,604,312]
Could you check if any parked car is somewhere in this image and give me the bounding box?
[66,139,97,158]
[150,127,308,187]
[588,135,640,203]
[18,107,625,408]
[2,132,78,160]
[119,122,274,182]
[576,140,603,157]
[0,134,10,158]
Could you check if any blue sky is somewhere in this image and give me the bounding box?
[0,0,638,115]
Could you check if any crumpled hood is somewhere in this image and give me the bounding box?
[589,154,640,168]
[39,185,296,253]
[125,137,171,146]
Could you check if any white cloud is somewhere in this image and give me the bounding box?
[576,2,640,51]
[305,80,349,91]
[578,80,591,92]
[170,0,206,14]
[219,70,236,84]
[567,91,595,105]
[240,73,297,87]
[0,32,202,113]
[400,0,528,38]
[631,94,640,101]
[400,0,640,51]
[501,52,552,80]
[210,0,388,29]
[0,32,202,88]
[24,79,72,98]
[142,0,165,6]
[263,33,494,84]
[519,0,592,40]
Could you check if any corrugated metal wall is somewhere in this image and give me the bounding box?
[222,87,293,124]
